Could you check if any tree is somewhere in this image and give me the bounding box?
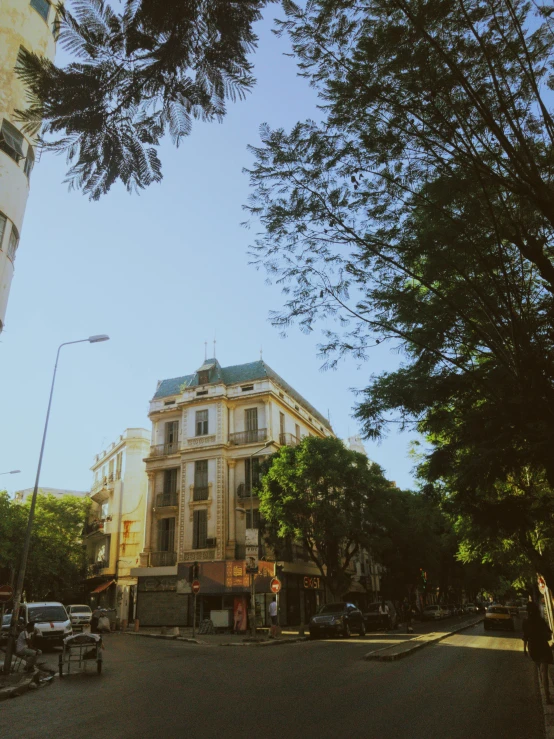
[245,0,554,583]
[16,0,271,198]
[258,436,393,598]
[0,492,90,601]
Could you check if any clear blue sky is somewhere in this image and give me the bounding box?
[0,8,419,496]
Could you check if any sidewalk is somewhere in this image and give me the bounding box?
[124,625,308,646]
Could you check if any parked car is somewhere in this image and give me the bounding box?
[484,605,515,631]
[20,602,72,647]
[66,604,92,629]
[363,601,398,631]
[1,613,12,643]
[465,603,477,614]
[309,602,366,639]
[507,605,519,617]
[422,605,445,621]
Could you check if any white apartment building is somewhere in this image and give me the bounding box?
[132,358,335,627]
[84,428,150,626]
[0,0,58,332]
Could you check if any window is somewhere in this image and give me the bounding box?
[295,424,300,441]
[192,509,207,549]
[245,408,258,432]
[0,120,25,162]
[279,413,285,437]
[0,213,6,250]
[241,385,254,392]
[15,46,28,71]
[294,405,299,411]
[158,517,175,552]
[246,510,260,529]
[195,409,208,436]
[245,457,261,492]
[7,225,19,262]
[30,0,50,22]
[164,420,178,451]
[163,468,178,495]
[198,370,209,385]
[24,144,34,179]
[115,452,123,480]
[196,390,208,396]
[164,400,175,406]
[101,502,109,519]
[52,11,60,39]
[193,460,208,500]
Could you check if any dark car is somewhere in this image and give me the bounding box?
[309,602,366,639]
[484,605,515,631]
[363,601,398,631]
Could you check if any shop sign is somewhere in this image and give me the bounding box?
[303,576,322,590]
[139,576,177,592]
[246,546,259,573]
[225,561,250,589]
[245,528,259,546]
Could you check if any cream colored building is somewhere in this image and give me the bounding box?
[132,358,335,627]
[0,0,58,332]
[84,428,150,625]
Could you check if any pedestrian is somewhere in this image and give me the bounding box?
[379,599,390,631]
[234,601,244,634]
[523,602,553,704]
[15,621,42,672]
[269,597,278,638]
[91,605,102,633]
[403,599,414,633]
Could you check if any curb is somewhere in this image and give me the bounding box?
[124,632,203,644]
[124,631,307,647]
[0,672,37,701]
[364,618,483,661]
[219,637,308,647]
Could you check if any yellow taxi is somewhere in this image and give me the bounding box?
[484,605,515,631]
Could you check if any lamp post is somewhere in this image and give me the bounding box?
[3,335,109,673]
[246,440,272,637]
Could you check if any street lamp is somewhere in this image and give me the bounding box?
[3,334,109,673]
[246,440,272,637]
[0,470,20,475]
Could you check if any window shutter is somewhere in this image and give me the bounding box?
[155,471,164,495]
[0,213,6,249]
[245,408,258,431]
[157,519,165,550]
[199,510,207,549]
[168,518,175,551]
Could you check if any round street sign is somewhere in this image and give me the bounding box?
[538,575,547,594]
[270,578,281,594]
[0,584,13,603]
[191,580,201,595]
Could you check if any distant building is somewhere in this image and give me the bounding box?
[14,487,88,503]
[84,428,150,625]
[0,0,58,332]
[132,357,336,627]
[346,435,367,455]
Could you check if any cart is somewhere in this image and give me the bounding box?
[59,632,103,677]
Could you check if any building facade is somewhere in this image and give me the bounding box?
[14,487,88,502]
[84,428,150,626]
[0,0,58,332]
[132,358,336,627]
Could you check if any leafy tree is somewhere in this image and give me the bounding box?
[258,436,393,598]
[16,0,271,198]
[245,0,554,583]
[0,492,90,601]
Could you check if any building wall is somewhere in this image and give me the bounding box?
[0,0,57,331]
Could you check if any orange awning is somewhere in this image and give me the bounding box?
[91,580,115,594]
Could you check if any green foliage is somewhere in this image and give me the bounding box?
[259,436,393,597]
[0,492,91,601]
[245,0,554,585]
[16,0,270,199]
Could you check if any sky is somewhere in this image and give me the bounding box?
[0,7,420,496]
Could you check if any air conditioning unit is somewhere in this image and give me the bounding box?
[206,537,216,548]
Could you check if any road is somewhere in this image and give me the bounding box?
[1,623,543,739]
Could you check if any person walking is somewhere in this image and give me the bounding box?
[403,599,414,633]
[523,602,553,704]
[379,599,391,631]
[15,621,41,672]
[269,597,278,638]
[91,605,102,633]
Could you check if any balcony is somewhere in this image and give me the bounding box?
[237,483,259,499]
[84,519,105,536]
[192,486,209,501]
[87,560,108,577]
[150,551,177,567]
[229,428,268,446]
[149,441,180,457]
[278,433,300,447]
[156,492,179,507]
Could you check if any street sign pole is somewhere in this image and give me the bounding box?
[193,592,196,639]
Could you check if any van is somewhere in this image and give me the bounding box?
[21,602,72,647]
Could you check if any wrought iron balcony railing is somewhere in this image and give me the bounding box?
[149,441,180,457]
[150,551,177,567]
[237,483,259,499]
[278,433,300,447]
[193,485,209,501]
[156,492,179,507]
[228,428,268,446]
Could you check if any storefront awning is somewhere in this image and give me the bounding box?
[91,580,115,594]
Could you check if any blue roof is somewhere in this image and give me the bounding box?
[153,359,332,430]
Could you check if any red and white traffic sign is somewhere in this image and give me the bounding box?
[270,578,281,594]
[191,580,201,595]
[538,575,547,594]
[0,584,13,603]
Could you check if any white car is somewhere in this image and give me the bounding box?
[66,604,92,629]
[21,602,72,647]
[465,603,477,614]
[422,605,444,620]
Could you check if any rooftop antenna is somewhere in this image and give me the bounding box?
[213,336,216,359]
[260,345,263,360]
[204,341,207,361]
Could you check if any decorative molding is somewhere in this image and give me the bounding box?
[227,459,236,469]
[217,401,223,445]
[216,457,224,559]
[179,459,187,559]
[186,435,216,447]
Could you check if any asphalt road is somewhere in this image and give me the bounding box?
[1,623,543,739]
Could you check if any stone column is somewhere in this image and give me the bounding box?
[228,404,236,439]
[143,471,156,554]
[265,399,272,440]
[226,460,237,558]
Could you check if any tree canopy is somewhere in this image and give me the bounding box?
[16,0,271,199]
[245,0,554,586]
